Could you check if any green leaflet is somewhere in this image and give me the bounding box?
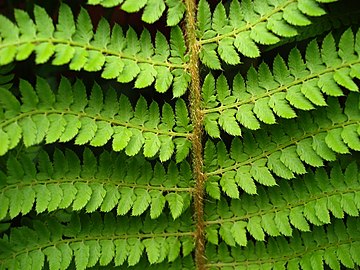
[0,4,189,96]
[143,238,160,264]
[202,28,360,137]
[198,0,334,67]
[0,212,195,268]
[220,171,239,199]
[0,130,9,156]
[234,32,260,58]
[212,3,228,34]
[205,94,360,195]
[166,193,184,219]
[0,148,193,220]
[199,44,222,70]
[0,77,192,160]
[197,0,211,37]
[166,0,186,26]
[142,0,166,24]
[218,38,240,65]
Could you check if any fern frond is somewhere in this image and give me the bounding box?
[197,0,337,68]
[0,212,195,268]
[0,5,190,96]
[0,66,13,153]
[0,77,192,160]
[204,161,360,246]
[267,0,360,50]
[87,0,186,26]
[206,217,360,269]
[203,28,360,137]
[0,147,193,220]
[204,93,360,197]
[67,256,194,270]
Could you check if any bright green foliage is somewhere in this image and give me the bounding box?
[206,217,360,269]
[205,161,360,246]
[203,29,360,137]
[0,77,192,160]
[205,93,360,197]
[198,0,337,68]
[1,0,360,270]
[0,4,190,96]
[278,1,360,48]
[0,148,193,220]
[0,212,195,268]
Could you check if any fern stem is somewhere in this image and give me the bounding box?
[184,0,207,269]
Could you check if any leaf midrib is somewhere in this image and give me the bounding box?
[0,177,194,193]
[0,38,187,69]
[0,231,195,261]
[205,185,359,225]
[0,109,190,138]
